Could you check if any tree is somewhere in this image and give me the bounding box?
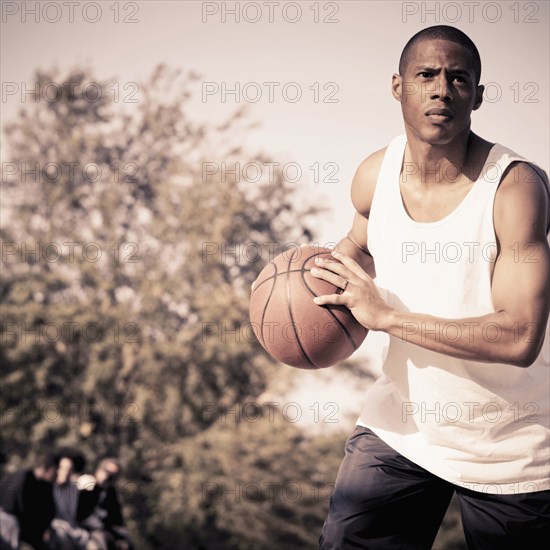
[1,64,321,543]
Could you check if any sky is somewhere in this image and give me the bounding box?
[2,0,549,248]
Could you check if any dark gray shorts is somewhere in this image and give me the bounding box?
[319,425,550,549]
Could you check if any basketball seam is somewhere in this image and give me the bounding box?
[299,250,363,351]
[286,248,317,368]
[251,268,310,292]
[259,263,277,349]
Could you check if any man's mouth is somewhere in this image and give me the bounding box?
[425,108,454,121]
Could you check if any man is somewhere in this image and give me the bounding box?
[78,458,132,550]
[49,448,93,550]
[0,451,59,550]
[312,25,550,549]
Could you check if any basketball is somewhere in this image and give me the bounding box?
[249,245,368,369]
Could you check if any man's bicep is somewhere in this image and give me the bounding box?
[337,149,385,276]
[492,164,550,357]
[492,240,550,328]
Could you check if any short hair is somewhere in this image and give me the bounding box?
[34,451,60,471]
[55,447,87,474]
[399,25,481,85]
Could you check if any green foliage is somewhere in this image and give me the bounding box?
[137,407,346,550]
[0,64,324,544]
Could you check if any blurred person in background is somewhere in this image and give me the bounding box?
[77,459,132,550]
[49,448,93,550]
[0,451,60,550]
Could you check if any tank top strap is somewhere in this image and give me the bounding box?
[369,135,407,219]
[476,143,526,204]
[481,144,550,233]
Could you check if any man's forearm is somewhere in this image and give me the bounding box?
[336,236,376,279]
[381,309,542,368]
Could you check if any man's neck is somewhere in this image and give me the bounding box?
[403,128,475,187]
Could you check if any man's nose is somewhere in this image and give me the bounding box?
[430,74,452,101]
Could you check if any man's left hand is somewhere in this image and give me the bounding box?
[310,250,392,330]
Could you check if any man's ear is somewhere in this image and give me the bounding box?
[392,73,403,102]
[473,84,484,111]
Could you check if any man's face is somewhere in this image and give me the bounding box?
[34,464,58,482]
[392,39,484,145]
[95,461,120,487]
[43,465,58,483]
[56,457,74,485]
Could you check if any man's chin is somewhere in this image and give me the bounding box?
[415,125,462,146]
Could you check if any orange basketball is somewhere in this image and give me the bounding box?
[249,245,368,369]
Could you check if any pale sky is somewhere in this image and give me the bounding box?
[2,0,549,245]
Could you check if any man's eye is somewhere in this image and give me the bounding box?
[419,72,432,78]
[453,76,466,83]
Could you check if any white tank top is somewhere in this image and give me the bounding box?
[358,134,550,495]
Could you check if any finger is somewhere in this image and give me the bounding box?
[331,249,369,280]
[313,293,347,306]
[310,266,348,289]
[313,257,349,278]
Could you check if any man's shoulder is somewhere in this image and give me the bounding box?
[487,137,548,186]
[477,136,550,220]
[499,160,549,189]
[495,160,550,235]
[1,468,30,485]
